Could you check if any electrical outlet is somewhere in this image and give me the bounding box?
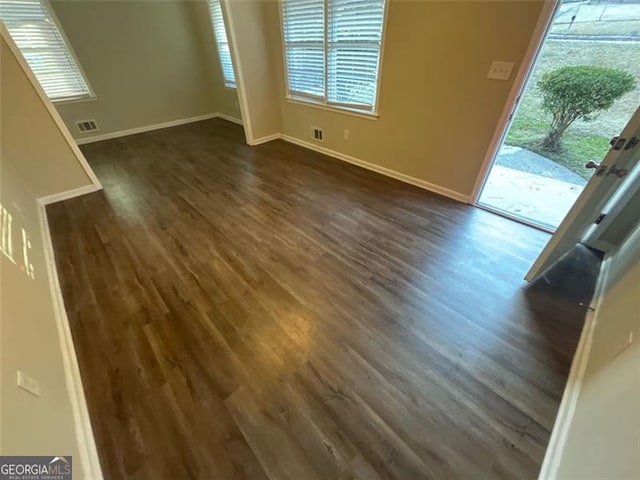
[344,129,350,140]
[487,61,515,81]
[17,370,41,397]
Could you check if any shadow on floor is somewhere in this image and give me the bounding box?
[523,244,603,365]
[526,244,602,307]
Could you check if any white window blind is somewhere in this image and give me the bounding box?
[208,0,235,88]
[282,0,386,112]
[282,0,324,98]
[0,0,92,101]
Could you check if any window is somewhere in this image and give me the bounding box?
[208,0,235,88]
[0,0,93,101]
[281,0,386,113]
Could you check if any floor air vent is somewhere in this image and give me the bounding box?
[76,120,99,133]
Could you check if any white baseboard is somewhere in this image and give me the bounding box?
[216,112,243,126]
[279,135,469,203]
[538,254,612,480]
[75,113,222,145]
[250,133,281,146]
[38,201,104,480]
[38,184,101,205]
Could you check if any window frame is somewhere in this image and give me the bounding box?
[278,0,389,118]
[207,0,236,89]
[2,0,96,103]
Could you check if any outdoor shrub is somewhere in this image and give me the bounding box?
[538,65,636,151]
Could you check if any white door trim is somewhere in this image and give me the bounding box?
[220,0,254,145]
[470,0,560,204]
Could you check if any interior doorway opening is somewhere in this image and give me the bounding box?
[477,0,640,232]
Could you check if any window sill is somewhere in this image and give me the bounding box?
[52,94,98,106]
[285,96,379,121]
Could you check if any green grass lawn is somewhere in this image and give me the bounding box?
[505,38,640,180]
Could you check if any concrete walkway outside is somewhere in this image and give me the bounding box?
[495,145,587,185]
[479,146,587,230]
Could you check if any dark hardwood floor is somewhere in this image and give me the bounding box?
[47,118,601,480]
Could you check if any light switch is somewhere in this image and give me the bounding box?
[487,61,515,81]
[17,370,41,397]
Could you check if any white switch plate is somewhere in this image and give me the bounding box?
[17,370,41,397]
[487,61,515,81]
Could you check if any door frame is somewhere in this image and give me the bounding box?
[470,0,561,204]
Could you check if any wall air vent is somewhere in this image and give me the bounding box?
[311,127,324,142]
[76,120,99,133]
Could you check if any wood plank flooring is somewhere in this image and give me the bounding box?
[47,118,601,480]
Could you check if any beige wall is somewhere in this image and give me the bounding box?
[236,0,545,198]
[1,31,97,476]
[1,34,92,197]
[0,164,82,471]
[554,223,640,479]
[188,0,242,121]
[225,0,282,142]
[51,0,240,139]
